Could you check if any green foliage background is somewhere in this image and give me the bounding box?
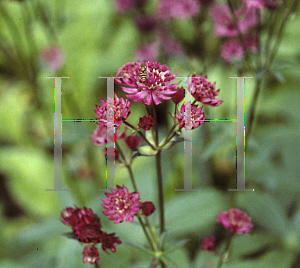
[0,0,300,267]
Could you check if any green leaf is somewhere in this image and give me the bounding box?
[159,136,185,151]
[145,130,156,145]
[164,238,190,255]
[126,242,154,256]
[132,145,158,159]
[270,70,286,83]
[61,232,78,240]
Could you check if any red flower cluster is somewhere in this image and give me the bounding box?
[141,201,156,216]
[138,115,155,131]
[61,207,121,265]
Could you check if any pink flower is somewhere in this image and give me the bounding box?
[157,0,201,20]
[74,222,102,243]
[175,102,205,130]
[191,74,223,107]
[136,15,157,33]
[103,147,119,161]
[119,61,179,105]
[243,34,257,53]
[90,125,127,146]
[217,208,254,235]
[242,0,264,9]
[40,45,64,71]
[124,134,143,150]
[61,207,95,228]
[82,246,100,264]
[171,87,185,104]
[141,201,156,216]
[138,115,155,131]
[158,30,184,57]
[135,43,158,62]
[102,185,140,224]
[94,93,131,128]
[114,0,135,13]
[221,39,244,64]
[209,4,257,37]
[200,236,216,251]
[100,232,122,253]
[115,61,140,86]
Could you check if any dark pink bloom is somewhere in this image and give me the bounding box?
[90,125,127,146]
[74,222,102,243]
[94,93,131,128]
[171,87,185,104]
[100,232,122,253]
[136,15,157,33]
[157,0,201,20]
[82,246,100,264]
[221,39,244,63]
[191,74,223,107]
[40,45,64,71]
[243,34,257,53]
[115,61,140,86]
[61,207,95,228]
[200,236,216,251]
[114,0,135,13]
[124,134,143,150]
[135,43,158,62]
[103,147,119,161]
[102,185,140,224]
[217,208,254,235]
[158,30,184,57]
[138,115,155,131]
[119,61,179,105]
[175,102,205,130]
[209,4,257,37]
[141,201,156,216]
[242,0,264,9]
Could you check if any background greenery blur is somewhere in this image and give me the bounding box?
[0,0,300,267]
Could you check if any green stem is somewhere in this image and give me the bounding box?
[216,233,235,268]
[123,121,156,151]
[94,261,99,268]
[245,78,261,146]
[269,0,300,66]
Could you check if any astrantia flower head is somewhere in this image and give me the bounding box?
[158,29,184,57]
[243,34,258,53]
[74,222,102,243]
[175,102,205,130]
[119,61,179,105]
[171,86,185,104]
[102,185,140,224]
[90,125,127,146]
[124,134,143,150]
[94,93,131,127]
[136,15,157,33]
[200,236,216,251]
[115,61,140,85]
[217,208,254,235]
[114,0,135,13]
[138,115,155,131]
[40,45,64,71]
[141,201,156,216]
[82,246,100,264]
[221,39,244,64]
[61,207,95,228]
[101,232,122,253]
[156,0,201,21]
[242,0,264,9]
[191,74,223,107]
[135,43,158,62]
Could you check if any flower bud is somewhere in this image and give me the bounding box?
[124,135,143,150]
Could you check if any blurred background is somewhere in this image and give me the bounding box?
[0,0,300,267]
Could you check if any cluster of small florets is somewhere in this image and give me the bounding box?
[200,208,254,252]
[61,207,121,265]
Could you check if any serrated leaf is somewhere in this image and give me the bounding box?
[62,232,78,240]
[164,238,190,255]
[145,130,156,145]
[160,255,181,268]
[272,60,291,69]
[270,70,286,83]
[158,231,168,250]
[126,242,154,256]
[132,145,158,159]
[159,137,185,151]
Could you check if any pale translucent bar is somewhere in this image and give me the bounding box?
[46,77,71,191]
[228,77,254,192]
